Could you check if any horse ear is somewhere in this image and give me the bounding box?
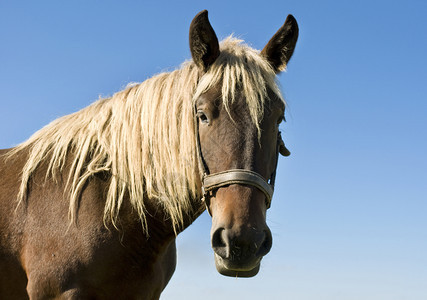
[189,10,220,72]
[261,15,299,73]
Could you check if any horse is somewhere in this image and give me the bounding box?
[0,10,298,299]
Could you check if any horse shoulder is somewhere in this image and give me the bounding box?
[0,150,176,299]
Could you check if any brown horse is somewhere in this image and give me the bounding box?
[0,10,298,299]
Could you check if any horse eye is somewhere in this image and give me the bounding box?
[197,111,209,124]
[277,115,285,125]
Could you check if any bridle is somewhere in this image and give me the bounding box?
[193,104,281,214]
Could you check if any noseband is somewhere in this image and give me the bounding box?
[194,105,280,212]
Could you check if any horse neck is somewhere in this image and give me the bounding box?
[112,192,205,242]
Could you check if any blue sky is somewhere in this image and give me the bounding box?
[1,1,426,299]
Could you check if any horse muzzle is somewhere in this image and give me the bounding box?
[211,225,273,277]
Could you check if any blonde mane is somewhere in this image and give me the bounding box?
[10,37,284,234]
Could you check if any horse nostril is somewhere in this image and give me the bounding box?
[257,230,272,257]
[211,228,228,258]
[212,227,272,260]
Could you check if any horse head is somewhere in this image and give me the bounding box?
[189,10,298,277]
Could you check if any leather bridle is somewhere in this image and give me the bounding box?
[194,104,281,214]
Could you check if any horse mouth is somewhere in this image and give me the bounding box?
[214,253,261,277]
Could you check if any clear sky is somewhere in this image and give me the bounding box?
[1,1,426,299]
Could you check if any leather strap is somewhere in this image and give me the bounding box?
[203,169,274,208]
